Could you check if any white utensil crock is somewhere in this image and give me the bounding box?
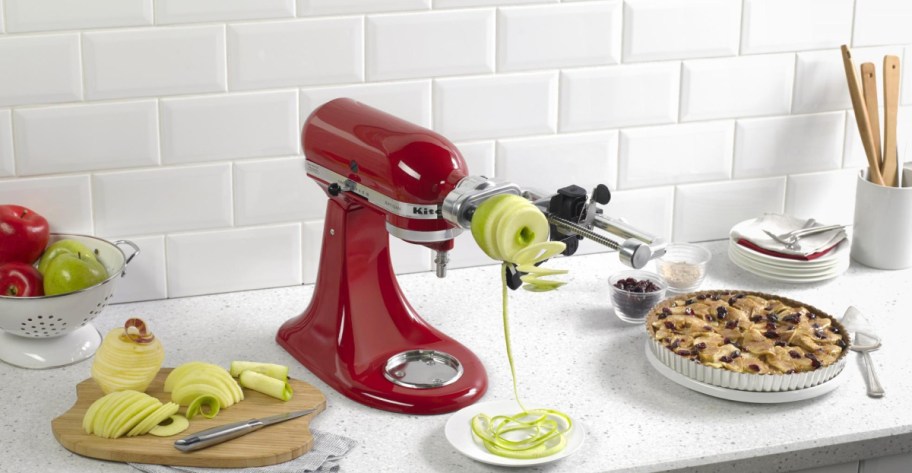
[851,167,912,269]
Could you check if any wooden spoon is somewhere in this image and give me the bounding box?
[841,45,886,186]
[883,55,901,187]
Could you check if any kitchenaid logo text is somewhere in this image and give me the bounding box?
[412,207,441,216]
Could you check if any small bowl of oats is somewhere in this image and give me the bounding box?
[655,243,711,293]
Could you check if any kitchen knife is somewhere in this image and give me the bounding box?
[174,409,316,452]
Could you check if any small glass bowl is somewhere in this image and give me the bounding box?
[655,243,712,293]
[609,270,667,324]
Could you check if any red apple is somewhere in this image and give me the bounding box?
[0,204,50,265]
[0,262,45,297]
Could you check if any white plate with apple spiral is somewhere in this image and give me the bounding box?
[444,400,587,467]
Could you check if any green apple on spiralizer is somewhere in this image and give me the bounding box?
[468,194,573,459]
[38,239,109,295]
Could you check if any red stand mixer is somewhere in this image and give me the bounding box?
[277,98,667,415]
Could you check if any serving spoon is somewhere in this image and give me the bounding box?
[843,306,885,398]
[852,330,885,398]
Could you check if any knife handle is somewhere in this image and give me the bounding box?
[174,419,264,452]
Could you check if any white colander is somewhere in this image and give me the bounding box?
[0,234,139,369]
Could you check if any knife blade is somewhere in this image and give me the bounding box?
[174,409,316,452]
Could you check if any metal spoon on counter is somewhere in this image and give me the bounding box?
[843,306,885,398]
[852,330,885,398]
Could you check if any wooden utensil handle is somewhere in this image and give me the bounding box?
[861,63,882,167]
[841,45,886,186]
[883,55,901,187]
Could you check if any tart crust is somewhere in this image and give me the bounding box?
[646,290,850,392]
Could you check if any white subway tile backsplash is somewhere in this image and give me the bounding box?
[108,235,168,304]
[559,63,679,132]
[741,0,853,54]
[496,131,618,194]
[0,111,13,177]
[161,90,298,164]
[454,141,495,178]
[83,26,226,100]
[785,169,858,226]
[602,186,674,243]
[389,238,432,274]
[623,0,740,63]
[13,100,159,176]
[93,164,232,236]
[4,0,151,33]
[674,177,786,242]
[366,10,493,81]
[681,54,794,122]
[298,0,428,16]
[166,224,302,298]
[904,48,912,106]
[0,175,93,234]
[0,0,906,301]
[853,0,912,47]
[155,0,294,25]
[497,2,621,72]
[734,112,845,178]
[619,121,734,189]
[228,18,363,90]
[0,34,82,107]
[792,49,848,114]
[300,81,431,128]
[437,0,549,7]
[234,156,326,226]
[844,107,912,168]
[301,220,322,285]
[448,231,494,270]
[793,46,904,114]
[434,72,557,141]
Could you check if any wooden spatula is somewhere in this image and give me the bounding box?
[883,55,901,187]
[841,45,886,186]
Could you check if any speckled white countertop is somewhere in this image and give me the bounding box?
[1,240,910,473]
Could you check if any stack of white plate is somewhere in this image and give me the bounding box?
[727,238,850,283]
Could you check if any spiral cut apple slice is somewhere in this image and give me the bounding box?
[470,409,572,459]
[471,195,567,291]
[186,395,220,420]
[468,196,573,459]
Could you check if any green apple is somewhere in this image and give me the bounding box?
[38,239,98,274]
[43,252,108,295]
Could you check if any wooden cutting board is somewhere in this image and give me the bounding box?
[51,368,326,468]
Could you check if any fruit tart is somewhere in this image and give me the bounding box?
[646,290,850,392]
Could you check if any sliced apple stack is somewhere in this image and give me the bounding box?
[164,361,244,410]
[91,318,165,394]
[83,390,182,439]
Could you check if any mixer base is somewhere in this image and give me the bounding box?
[277,199,487,415]
[0,324,101,369]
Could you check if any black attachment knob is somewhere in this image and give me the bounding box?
[327,183,342,196]
[592,184,611,205]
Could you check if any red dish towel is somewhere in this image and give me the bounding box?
[736,239,839,261]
